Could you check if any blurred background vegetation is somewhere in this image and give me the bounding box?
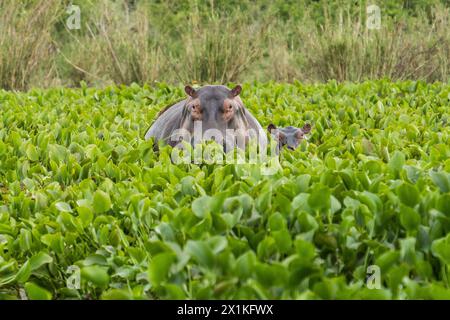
[0,0,449,90]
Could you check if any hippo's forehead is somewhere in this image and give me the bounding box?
[279,126,299,135]
[197,86,230,105]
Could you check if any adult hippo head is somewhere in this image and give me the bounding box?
[145,85,267,153]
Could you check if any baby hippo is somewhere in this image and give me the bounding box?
[268,123,311,152]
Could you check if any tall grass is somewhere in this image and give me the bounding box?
[0,1,63,90]
[57,1,165,86]
[297,3,450,82]
[0,0,449,90]
[172,11,267,83]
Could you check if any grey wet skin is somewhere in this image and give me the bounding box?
[145,85,267,151]
[268,123,311,151]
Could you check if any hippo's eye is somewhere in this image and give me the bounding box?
[190,104,202,120]
[191,104,202,112]
[295,129,304,139]
[223,104,233,116]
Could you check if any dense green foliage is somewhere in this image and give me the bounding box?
[0,81,449,299]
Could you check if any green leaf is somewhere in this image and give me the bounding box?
[15,261,32,284]
[330,195,341,214]
[29,252,53,270]
[431,234,450,265]
[24,282,52,300]
[292,193,313,214]
[185,240,214,268]
[77,205,93,227]
[257,236,276,259]
[19,229,32,251]
[308,185,331,211]
[437,194,450,216]
[82,254,108,266]
[397,183,420,207]
[207,236,228,255]
[148,252,176,286]
[164,284,186,299]
[40,233,64,254]
[399,204,421,232]
[93,190,112,213]
[256,190,272,212]
[55,202,72,213]
[272,229,292,254]
[296,174,311,192]
[81,266,110,287]
[26,144,39,161]
[400,237,416,264]
[191,195,211,218]
[255,263,288,287]
[430,171,450,193]
[235,252,256,278]
[294,239,316,262]
[389,151,405,177]
[180,176,197,196]
[101,289,133,300]
[268,212,285,231]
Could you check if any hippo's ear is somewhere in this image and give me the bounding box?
[302,123,312,134]
[230,85,242,97]
[184,85,198,98]
[267,123,277,133]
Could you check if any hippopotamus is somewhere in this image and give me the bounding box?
[267,123,311,152]
[145,85,267,153]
